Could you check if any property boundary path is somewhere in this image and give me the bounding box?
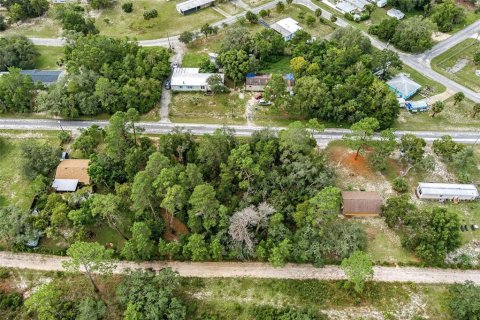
[1,251,480,284]
[1,118,480,144]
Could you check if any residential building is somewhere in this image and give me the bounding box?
[341,191,382,217]
[386,74,421,99]
[52,159,90,192]
[171,68,224,92]
[387,8,405,20]
[0,69,65,86]
[176,0,215,14]
[245,73,295,92]
[376,0,387,7]
[270,18,302,41]
[416,183,479,201]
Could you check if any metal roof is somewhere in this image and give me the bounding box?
[418,183,479,197]
[387,74,421,98]
[336,1,356,13]
[176,0,214,12]
[52,179,79,192]
[387,9,405,19]
[20,70,64,85]
[271,18,302,37]
[171,68,224,87]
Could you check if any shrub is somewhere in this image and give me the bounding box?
[330,14,337,22]
[58,131,71,144]
[122,2,133,13]
[392,176,409,193]
[344,13,354,21]
[143,9,158,20]
[0,291,22,311]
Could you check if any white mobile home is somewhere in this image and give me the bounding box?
[176,0,215,15]
[270,18,302,41]
[416,183,479,201]
[171,68,224,92]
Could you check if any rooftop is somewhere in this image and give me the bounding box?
[271,18,302,37]
[52,179,79,192]
[176,0,214,12]
[387,74,421,98]
[342,191,382,200]
[54,159,90,184]
[418,183,479,197]
[21,70,64,84]
[171,68,223,86]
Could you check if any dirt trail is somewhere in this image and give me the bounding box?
[2,251,480,284]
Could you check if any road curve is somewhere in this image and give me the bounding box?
[0,118,479,144]
[0,251,479,284]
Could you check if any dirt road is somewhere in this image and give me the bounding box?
[1,251,480,284]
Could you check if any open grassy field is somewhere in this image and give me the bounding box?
[170,91,247,124]
[432,39,480,93]
[215,1,244,15]
[96,0,223,40]
[182,52,209,67]
[394,96,480,131]
[0,15,62,38]
[34,46,64,69]
[0,132,58,210]
[258,56,292,74]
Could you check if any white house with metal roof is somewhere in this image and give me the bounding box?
[270,18,302,41]
[416,183,479,201]
[176,0,215,14]
[171,68,224,92]
[387,8,405,20]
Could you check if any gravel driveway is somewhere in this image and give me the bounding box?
[2,251,480,284]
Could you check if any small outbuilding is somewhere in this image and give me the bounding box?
[376,0,387,7]
[387,8,405,20]
[176,0,215,15]
[416,183,479,201]
[52,159,90,192]
[336,1,357,13]
[170,68,224,92]
[406,100,429,113]
[245,73,295,92]
[387,74,421,99]
[342,191,382,217]
[270,18,302,41]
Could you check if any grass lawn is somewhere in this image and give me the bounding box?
[450,10,480,34]
[182,52,209,67]
[0,133,58,210]
[0,15,62,38]
[431,39,480,93]
[258,56,292,74]
[170,91,246,124]
[394,97,480,131]
[243,0,272,7]
[215,1,244,15]
[96,0,224,40]
[34,46,64,69]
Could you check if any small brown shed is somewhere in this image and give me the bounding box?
[341,191,382,217]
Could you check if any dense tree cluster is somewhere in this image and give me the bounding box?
[433,135,478,182]
[0,0,49,23]
[383,195,461,264]
[286,27,399,128]
[0,36,39,71]
[448,281,480,320]
[51,4,98,35]
[0,68,36,113]
[37,35,170,117]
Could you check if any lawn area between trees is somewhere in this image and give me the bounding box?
[96,0,223,40]
[34,46,64,69]
[431,39,480,93]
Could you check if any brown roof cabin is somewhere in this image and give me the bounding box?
[341,191,382,217]
[52,159,90,192]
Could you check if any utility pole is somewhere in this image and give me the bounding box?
[57,121,65,132]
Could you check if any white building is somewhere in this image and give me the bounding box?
[387,8,405,20]
[376,0,387,7]
[336,1,357,13]
[176,0,215,15]
[171,68,224,92]
[416,183,479,201]
[270,18,302,41]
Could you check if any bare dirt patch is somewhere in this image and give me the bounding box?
[446,58,469,74]
[161,209,189,241]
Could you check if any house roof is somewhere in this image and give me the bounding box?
[171,68,224,87]
[246,74,272,86]
[20,70,64,84]
[418,183,479,197]
[342,191,382,214]
[54,159,90,184]
[271,18,302,38]
[176,0,214,12]
[387,8,405,19]
[348,0,368,10]
[387,74,421,98]
[52,179,79,192]
[336,1,356,13]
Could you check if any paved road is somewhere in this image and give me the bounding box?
[1,251,480,284]
[1,118,480,144]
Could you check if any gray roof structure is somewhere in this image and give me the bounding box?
[52,179,79,192]
[20,70,64,85]
[418,183,479,198]
[176,0,214,13]
[270,18,302,39]
[387,74,421,99]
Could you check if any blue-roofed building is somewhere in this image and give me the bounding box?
[20,70,65,85]
[386,74,421,99]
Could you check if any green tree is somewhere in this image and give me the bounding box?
[105,111,134,159]
[368,129,397,172]
[430,101,445,117]
[448,281,480,320]
[0,205,36,247]
[77,298,107,320]
[122,2,133,13]
[264,74,287,107]
[315,8,322,17]
[430,0,465,32]
[0,67,35,113]
[246,10,258,23]
[201,23,214,38]
[188,184,220,232]
[0,36,39,71]
[252,28,285,62]
[20,140,60,179]
[179,31,194,45]
[161,184,187,227]
[392,17,434,53]
[371,49,402,80]
[90,194,130,240]
[453,92,465,106]
[382,195,416,228]
[122,222,156,260]
[275,1,285,13]
[400,134,426,165]
[268,239,292,267]
[432,135,464,160]
[206,74,228,94]
[183,233,210,261]
[341,251,374,294]
[368,17,399,41]
[259,9,267,18]
[472,103,480,118]
[24,283,63,320]
[306,15,316,27]
[72,125,105,157]
[218,49,255,88]
[344,117,380,160]
[63,241,116,292]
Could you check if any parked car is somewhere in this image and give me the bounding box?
[258,99,271,106]
[164,80,171,90]
[172,61,179,69]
